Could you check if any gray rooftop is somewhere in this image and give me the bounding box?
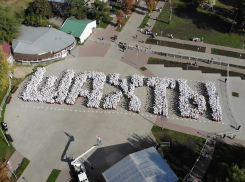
[102,147,179,182]
[12,25,75,54]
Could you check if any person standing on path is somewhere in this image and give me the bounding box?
[136,35,138,38]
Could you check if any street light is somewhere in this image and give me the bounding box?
[230,8,239,34]
[202,37,204,43]
[136,53,138,66]
[197,47,199,52]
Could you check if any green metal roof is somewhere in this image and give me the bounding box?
[61,19,94,38]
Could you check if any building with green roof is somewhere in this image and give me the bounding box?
[61,19,96,43]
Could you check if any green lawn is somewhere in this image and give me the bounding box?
[116,16,130,32]
[152,0,245,48]
[0,84,16,160]
[98,17,113,29]
[46,169,61,182]
[140,15,150,28]
[11,157,29,181]
[203,142,245,182]
[151,126,205,180]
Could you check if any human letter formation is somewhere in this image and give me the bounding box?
[18,68,222,120]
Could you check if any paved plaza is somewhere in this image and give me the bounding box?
[5,1,245,181]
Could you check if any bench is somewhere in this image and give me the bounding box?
[6,96,12,104]
[5,134,13,142]
[11,86,18,94]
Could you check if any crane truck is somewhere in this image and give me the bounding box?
[71,136,102,182]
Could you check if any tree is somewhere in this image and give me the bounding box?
[192,0,205,9]
[25,0,53,18]
[117,10,123,26]
[124,0,133,15]
[0,160,10,182]
[91,0,111,23]
[146,0,156,13]
[236,0,245,29]
[0,47,11,92]
[226,164,245,182]
[0,6,20,43]
[63,0,88,19]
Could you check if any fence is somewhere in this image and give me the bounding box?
[183,129,241,181]
[89,38,118,47]
[0,77,11,117]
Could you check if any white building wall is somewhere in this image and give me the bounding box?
[79,21,97,43]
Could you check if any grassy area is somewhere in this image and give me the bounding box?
[152,0,245,48]
[203,142,245,182]
[46,169,61,182]
[0,84,16,160]
[140,66,147,71]
[140,15,150,28]
[116,16,130,32]
[211,48,245,59]
[98,17,113,29]
[11,157,29,181]
[147,57,245,79]
[146,38,206,52]
[151,126,205,180]
[1,0,33,15]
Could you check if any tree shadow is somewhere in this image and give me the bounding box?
[153,128,205,180]
[203,141,245,182]
[173,2,231,33]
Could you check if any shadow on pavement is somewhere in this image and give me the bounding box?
[86,134,156,181]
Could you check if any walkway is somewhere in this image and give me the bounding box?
[7,150,24,178]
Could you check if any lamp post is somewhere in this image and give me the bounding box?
[136,53,138,66]
[202,37,204,43]
[0,127,9,146]
[197,47,199,52]
[230,8,239,34]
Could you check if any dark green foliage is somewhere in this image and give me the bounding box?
[25,0,53,18]
[203,142,245,182]
[140,66,147,71]
[91,0,111,23]
[0,6,20,43]
[64,0,88,19]
[232,92,239,97]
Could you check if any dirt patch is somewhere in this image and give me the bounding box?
[14,66,34,79]
[146,39,206,52]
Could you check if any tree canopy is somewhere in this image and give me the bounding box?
[64,0,88,19]
[25,0,53,18]
[117,10,123,26]
[146,0,156,13]
[124,0,133,15]
[0,47,11,92]
[91,0,111,23]
[0,6,20,43]
[226,164,245,182]
[0,160,10,182]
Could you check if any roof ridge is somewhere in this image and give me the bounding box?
[130,153,148,182]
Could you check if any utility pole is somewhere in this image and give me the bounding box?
[230,8,239,34]
[169,7,172,24]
